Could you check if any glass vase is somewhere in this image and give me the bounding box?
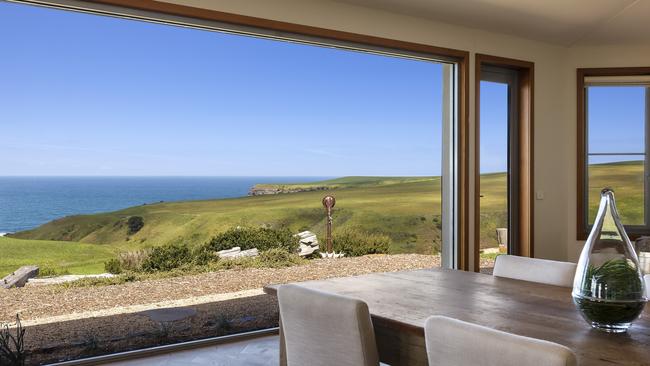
[572,188,647,333]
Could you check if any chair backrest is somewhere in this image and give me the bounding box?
[493,255,577,287]
[424,316,576,366]
[277,284,379,366]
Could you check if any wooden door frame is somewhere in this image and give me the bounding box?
[24,0,472,270]
[475,54,534,271]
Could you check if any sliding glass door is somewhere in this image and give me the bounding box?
[478,66,520,272]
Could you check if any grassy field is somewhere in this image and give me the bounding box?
[4,177,446,275]
[0,236,114,277]
[10,162,641,277]
[12,176,447,255]
[2,174,512,274]
[588,160,644,224]
[478,172,507,249]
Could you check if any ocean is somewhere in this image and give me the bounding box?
[0,176,329,234]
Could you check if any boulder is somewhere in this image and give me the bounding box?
[299,243,319,256]
[295,231,320,257]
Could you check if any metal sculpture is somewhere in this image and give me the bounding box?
[322,195,336,254]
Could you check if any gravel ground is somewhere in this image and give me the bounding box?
[0,254,442,322]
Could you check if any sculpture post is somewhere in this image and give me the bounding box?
[322,195,336,254]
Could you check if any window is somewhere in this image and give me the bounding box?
[578,69,650,239]
[475,55,534,272]
[0,1,468,364]
[478,69,517,272]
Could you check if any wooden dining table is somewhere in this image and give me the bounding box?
[264,268,650,366]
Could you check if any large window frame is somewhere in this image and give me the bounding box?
[8,0,471,269]
[577,67,650,240]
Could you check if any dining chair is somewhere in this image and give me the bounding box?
[492,254,577,287]
[424,316,577,366]
[277,284,380,366]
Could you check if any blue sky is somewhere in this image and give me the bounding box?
[479,81,508,173]
[1,2,642,178]
[0,2,449,177]
[588,86,645,164]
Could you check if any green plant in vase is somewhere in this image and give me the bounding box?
[572,189,647,333]
[574,259,645,327]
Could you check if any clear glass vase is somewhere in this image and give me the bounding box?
[572,188,647,333]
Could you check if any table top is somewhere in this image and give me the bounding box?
[264,268,650,365]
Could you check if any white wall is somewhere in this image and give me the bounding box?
[162,0,640,267]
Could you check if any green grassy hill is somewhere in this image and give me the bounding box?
[587,160,644,224]
[0,237,114,277]
[11,159,642,277]
[6,162,641,276]
[12,176,446,255]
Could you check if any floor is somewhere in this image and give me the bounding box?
[103,335,280,366]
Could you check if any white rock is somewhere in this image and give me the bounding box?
[297,231,313,238]
[220,248,259,259]
[298,243,319,256]
[320,252,345,259]
[296,231,319,247]
[217,247,241,256]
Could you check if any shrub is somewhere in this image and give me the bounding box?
[104,259,122,274]
[258,248,303,268]
[207,257,257,271]
[332,229,391,257]
[117,248,152,271]
[192,246,219,266]
[203,226,300,253]
[141,243,193,272]
[0,315,25,366]
[127,216,144,235]
[38,266,71,278]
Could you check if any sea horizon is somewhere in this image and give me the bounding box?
[0,176,334,233]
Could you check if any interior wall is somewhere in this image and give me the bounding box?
[160,0,572,267]
[566,44,650,261]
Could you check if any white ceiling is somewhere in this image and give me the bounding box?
[335,0,650,46]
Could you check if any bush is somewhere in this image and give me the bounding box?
[104,259,122,274]
[332,229,391,257]
[38,266,71,278]
[127,216,144,235]
[192,246,218,266]
[117,248,152,271]
[141,243,193,272]
[0,315,26,366]
[258,248,303,268]
[203,226,300,253]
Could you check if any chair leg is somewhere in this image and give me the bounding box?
[279,317,287,366]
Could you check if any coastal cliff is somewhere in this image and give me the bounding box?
[248,185,328,196]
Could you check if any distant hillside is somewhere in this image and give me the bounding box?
[587,160,643,223]
[248,176,435,195]
[5,162,644,276]
[12,176,447,254]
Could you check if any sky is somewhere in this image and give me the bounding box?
[587,86,646,164]
[479,81,508,173]
[3,2,518,176]
[0,1,439,177]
